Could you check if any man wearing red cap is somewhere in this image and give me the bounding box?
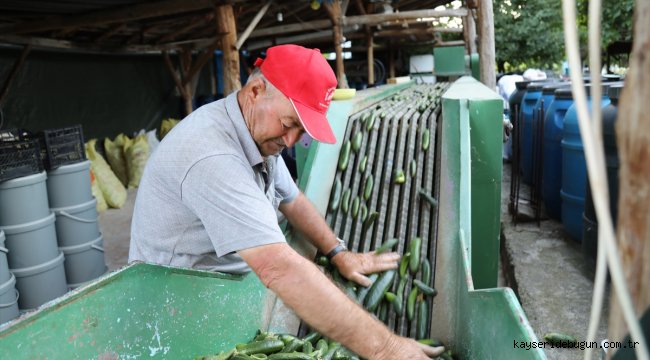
[130,44,443,359]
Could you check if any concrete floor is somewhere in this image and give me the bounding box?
[97,165,609,359]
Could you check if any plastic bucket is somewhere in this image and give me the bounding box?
[11,252,68,310]
[0,171,50,226]
[45,160,93,209]
[51,199,99,247]
[0,273,20,324]
[0,213,59,269]
[0,230,9,283]
[60,235,107,287]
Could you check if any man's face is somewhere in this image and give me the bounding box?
[248,85,305,157]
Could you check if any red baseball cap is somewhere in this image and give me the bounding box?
[254,44,338,144]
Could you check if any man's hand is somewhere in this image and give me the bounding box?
[331,250,400,287]
[373,335,445,360]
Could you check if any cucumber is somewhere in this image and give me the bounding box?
[363,175,374,200]
[418,189,438,208]
[378,301,388,323]
[356,273,379,304]
[238,339,285,355]
[329,177,342,212]
[351,132,363,152]
[341,189,351,214]
[302,340,313,354]
[360,112,370,125]
[268,353,312,360]
[379,111,386,119]
[544,332,578,345]
[421,258,431,284]
[364,270,396,312]
[251,355,268,360]
[338,141,351,171]
[279,334,296,345]
[421,129,430,151]
[393,169,406,184]
[316,256,330,267]
[417,338,444,347]
[399,253,411,278]
[396,277,407,302]
[315,338,329,357]
[323,342,341,360]
[351,196,360,219]
[413,279,437,297]
[417,299,428,339]
[302,330,321,345]
[232,355,254,360]
[384,292,403,316]
[407,287,418,321]
[359,155,368,173]
[366,112,376,131]
[409,237,422,274]
[362,211,379,233]
[359,204,368,222]
[410,159,417,177]
[280,338,303,353]
[374,238,398,254]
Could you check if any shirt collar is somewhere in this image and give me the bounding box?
[225,91,264,168]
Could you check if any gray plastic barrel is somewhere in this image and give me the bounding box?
[0,273,20,324]
[60,234,107,288]
[11,252,68,310]
[45,160,93,209]
[51,199,100,247]
[0,230,9,283]
[0,213,59,269]
[0,171,50,226]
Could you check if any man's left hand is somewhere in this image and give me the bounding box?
[330,250,400,287]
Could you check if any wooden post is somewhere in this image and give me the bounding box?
[179,48,195,115]
[324,0,347,89]
[216,4,241,95]
[388,43,395,79]
[463,13,477,54]
[366,31,374,86]
[0,44,31,106]
[608,0,650,346]
[477,0,496,90]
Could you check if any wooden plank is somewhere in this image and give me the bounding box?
[162,50,190,104]
[0,0,221,35]
[367,32,374,86]
[95,23,127,43]
[156,15,211,44]
[323,0,347,89]
[374,27,462,38]
[478,0,495,90]
[0,44,31,105]
[235,0,272,50]
[183,39,221,86]
[249,8,469,39]
[216,4,241,95]
[608,0,650,344]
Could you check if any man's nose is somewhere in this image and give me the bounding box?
[283,128,303,147]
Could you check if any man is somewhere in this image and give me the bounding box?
[129,44,444,359]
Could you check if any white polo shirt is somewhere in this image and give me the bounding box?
[129,92,299,273]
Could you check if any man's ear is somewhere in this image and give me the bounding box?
[250,77,267,99]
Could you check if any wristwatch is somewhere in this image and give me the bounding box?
[326,238,348,260]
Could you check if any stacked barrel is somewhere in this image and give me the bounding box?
[0,125,106,323]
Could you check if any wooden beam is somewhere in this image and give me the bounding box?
[235,0,272,50]
[0,0,222,35]
[608,0,650,345]
[183,39,221,86]
[249,8,469,39]
[464,11,477,54]
[374,27,463,37]
[323,0,347,89]
[162,50,190,112]
[245,25,360,51]
[156,15,211,44]
[478,0,496,90]
[0,45,31,105]
[367,32,374,86]
[216,4,241,95]
[95,23,127,43]
[388,43,395,79]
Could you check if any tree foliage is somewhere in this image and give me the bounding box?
[494,0,634,73]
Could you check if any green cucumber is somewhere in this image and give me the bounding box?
[393,169,406,184]
[315,338,329,357]
[280,338,303,353]
[379,111,386,119]
[407,287,418,321]
[268,353,312,360]
[421,129,430,151]
[329,177,342,212]
[399,253,411,278]
[378,301,388,323]
[232,355,253,360]
[351,196,360,219]
[418,189,438,208]
[417,338,444,347]
[363,175,374,200]
[413,279,437,297]
[543,332,578,345]
[355,273,379,304]
[421,258,431,284]
[302,330,321,345]
[410,159,417,177]
[360,204,368,222]
[323,342,341,360]
[374,238,398,254]
[396,277,407,301]
[366,112,376,131]
[338,141,351,171]
[279,334,296,345]
[302,340,313,354]
[238,339,285,355]
[316,256,329,267]
[362,211,379,233]
[417,299,428,339]
[251,354,268,360]
[341,189,351,214]
[351,132,363,152]
[409,237,422,274]
[359,155,368,173]
[384,291,403,316]
[364,270,396,312]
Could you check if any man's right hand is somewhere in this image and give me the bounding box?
[373,335,445,360]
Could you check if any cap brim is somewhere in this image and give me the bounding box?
[289,99,336,144]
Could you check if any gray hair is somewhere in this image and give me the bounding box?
[246,68,280,96]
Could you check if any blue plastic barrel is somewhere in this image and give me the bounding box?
[520,82,552,184]
[506,81,530,162]
[582,82,623,264]
[561,84,611,241]
[542,87,574,220]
